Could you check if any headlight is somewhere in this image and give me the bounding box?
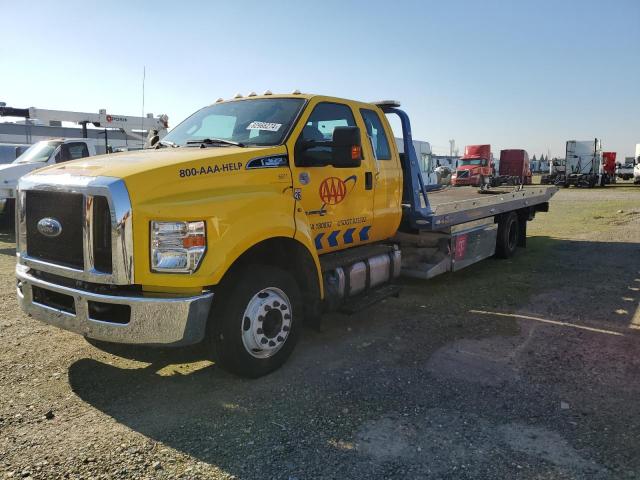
[151,221,206,273]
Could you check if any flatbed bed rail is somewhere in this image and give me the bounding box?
[414,185,558,231]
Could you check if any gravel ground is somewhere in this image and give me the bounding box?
[1,185,639,479]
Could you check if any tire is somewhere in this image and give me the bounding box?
[207,265,302,378]
[495,212,519,259]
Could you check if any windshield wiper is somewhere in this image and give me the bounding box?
[155,139,178,149]
[186,138,245,147]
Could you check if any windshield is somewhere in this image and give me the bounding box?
[14,141,60,164]
[163,98,306,147]
[460,158,485,166]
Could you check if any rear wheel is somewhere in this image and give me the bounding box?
[207,265,301,378]
[495,212,519,259]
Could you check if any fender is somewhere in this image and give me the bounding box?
[133,186,322,296]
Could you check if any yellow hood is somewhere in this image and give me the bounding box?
[24,145,291,206]
[30,146,273,179]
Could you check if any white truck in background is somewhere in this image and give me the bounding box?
[0,138,102,222]
[563,139,604,187]
[617,157,635,180]
[634,144,640,184]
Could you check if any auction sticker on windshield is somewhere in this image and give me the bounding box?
[247,121,282,132]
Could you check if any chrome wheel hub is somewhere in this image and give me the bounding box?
[241,287,292,359]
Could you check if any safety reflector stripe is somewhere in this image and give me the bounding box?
[314,225,371,250]
[327,230,340,247]
[343,228,355,244]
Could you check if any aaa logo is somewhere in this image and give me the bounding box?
[319,177,347,205]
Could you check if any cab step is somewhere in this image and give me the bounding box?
[339,284,401,314]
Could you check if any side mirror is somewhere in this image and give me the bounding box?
[330,126,362,168]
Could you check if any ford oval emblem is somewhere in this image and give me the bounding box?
[37,217,63,238]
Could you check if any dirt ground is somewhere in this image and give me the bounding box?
[1,185,639,480]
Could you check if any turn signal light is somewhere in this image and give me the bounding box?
[351,145,361,160]
[183,235,206,248]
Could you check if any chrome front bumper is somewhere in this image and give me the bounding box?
[16,266,213,346]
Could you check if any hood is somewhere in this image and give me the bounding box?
[0,162,46,186]
[456,164,481,172]
[28,146,274,179]
[23,145,289,204]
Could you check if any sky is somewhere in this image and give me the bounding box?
[1,0,639,158]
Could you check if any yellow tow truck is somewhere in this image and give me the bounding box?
[15,92,557,377]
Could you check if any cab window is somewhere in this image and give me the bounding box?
[302,102,356,142]
[55,142,90,163]
[360,109,391,160]
[296,102,357,167]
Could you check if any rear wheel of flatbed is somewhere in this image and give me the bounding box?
[207,265,301,378]
[495,212,519,259]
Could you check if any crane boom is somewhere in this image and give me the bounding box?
[0,105,169,139]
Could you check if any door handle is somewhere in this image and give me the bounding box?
[365,171,373,190]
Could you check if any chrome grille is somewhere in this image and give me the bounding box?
[16,175,134,285]
[26,190,84,269]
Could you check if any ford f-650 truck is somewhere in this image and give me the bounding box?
[15,93,557,377]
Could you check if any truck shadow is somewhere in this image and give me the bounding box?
[67,236,640,478]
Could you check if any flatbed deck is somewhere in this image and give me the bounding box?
[416,185,558,230]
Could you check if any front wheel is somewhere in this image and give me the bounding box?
[207,265,301,378]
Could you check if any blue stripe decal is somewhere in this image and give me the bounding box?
[327,230,340,247]
[314,233,324,250]
[359,226,371,241]
[343,228,355,244]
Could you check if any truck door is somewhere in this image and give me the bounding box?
[359,108,402,238]
[290,101,375,254]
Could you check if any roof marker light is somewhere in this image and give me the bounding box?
[234,93,243,99]
[292,89,301,95]
[215,97,224,103]
[248,91,257,97]
[371,100,402,108]
[263,90,273,95]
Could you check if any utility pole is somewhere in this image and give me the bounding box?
[449,139,455,157]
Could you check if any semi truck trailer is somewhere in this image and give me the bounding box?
[490,149,532,186]
[15,93,557,377]
[602,152,617,182]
